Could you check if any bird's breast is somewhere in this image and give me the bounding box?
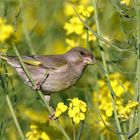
[41,65,83,93]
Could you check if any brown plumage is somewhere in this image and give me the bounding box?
[1,47,96,95]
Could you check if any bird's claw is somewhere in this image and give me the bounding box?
[33,82,41,90]
[33,74,49,91]
[49,113,57,120]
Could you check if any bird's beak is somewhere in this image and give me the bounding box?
[84,55,96,65]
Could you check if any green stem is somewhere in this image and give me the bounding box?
[1,62,24,139]
[73,8,134,53]
[72,123,76,140]
[93,0,125,140]
[100,134,105,140]
[13,44,71,140]
[134,0,140,109]
[5,94,24,140]
[130,1,140,139]
[76,121,84,140]
[86,28,89,50]
[19,0,35,55]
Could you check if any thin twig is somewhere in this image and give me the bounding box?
[73,8,134,53]
[0,71,24,139]
[5,95,24,140]
[92,1,125,139]
[19,0,36,55]
[129,1,140,140]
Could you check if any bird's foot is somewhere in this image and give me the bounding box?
[33,74,49,91]
[33,81,42,90]
[49,112,57,120]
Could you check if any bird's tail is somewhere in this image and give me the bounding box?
[0,55,21,68]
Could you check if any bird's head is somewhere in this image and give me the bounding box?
[65,47,96,66]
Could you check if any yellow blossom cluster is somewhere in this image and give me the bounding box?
[93,73,138,129]
[63,3,96,50]
[55,98,88,124]
[0,17,14,42]
[118,100,138,120]
[68,98,87,124]
[26,125,51,140]
[64,16,84,35]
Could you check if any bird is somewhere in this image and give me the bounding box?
[0,47,96,103]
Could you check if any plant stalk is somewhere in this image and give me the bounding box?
[13,44,71,140]
[5,95,24,140]
[92,0,125,139]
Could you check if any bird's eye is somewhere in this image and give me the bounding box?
[80,51,84,56]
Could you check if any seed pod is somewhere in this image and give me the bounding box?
[128,127,139,139]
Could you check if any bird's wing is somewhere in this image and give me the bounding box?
[4,56,48,85]
[4,55,68,87]
[23,55,67,70]
[5,55,67,69]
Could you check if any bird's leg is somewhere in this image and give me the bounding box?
[33,74,49,90]
[44,94,51,102]
[33,73,56,120]
[44,95,57,120]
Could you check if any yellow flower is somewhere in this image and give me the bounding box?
[65,39,79,49]
[64,3,75,16]
[118,101,138,120]
[87,6,94,13]
[121,0,131,6]
[93,72,136,130]
[81,31,97,41]
[64,16,84,35]
[68,108,76,118]
[73,116,81,124]
[64,4,94,17]
[54,98,87,123]
[73,112,85,124]
[64,4,95,49]
[40,132,51,140]
[26,125,51,140]
[71,97,81,106]
[127,100,139,108]
[105,108,113,117]
[77,5,85,13]
[64,4,94,36]
[68,98,87,124]
[0,17,14,42]
[55,102,68,117]
[98,80,105,87]
[77,5,94,17]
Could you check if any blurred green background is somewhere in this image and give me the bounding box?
[0,0,138,140]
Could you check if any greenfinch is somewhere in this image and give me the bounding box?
[0,47,95,101]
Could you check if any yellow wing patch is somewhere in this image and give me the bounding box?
[23,60,42,66]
